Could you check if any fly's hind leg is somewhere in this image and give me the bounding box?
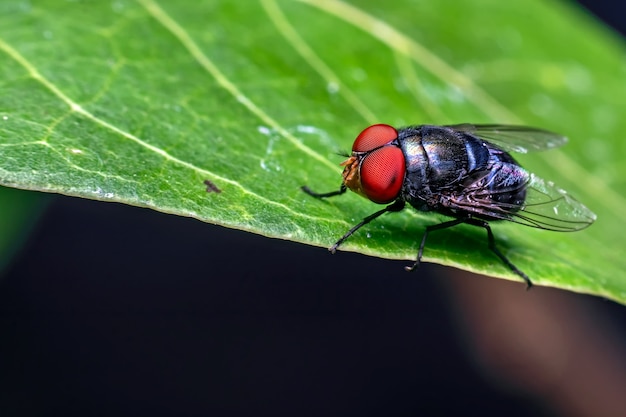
[405,216,533,289]
[465,218,533,289]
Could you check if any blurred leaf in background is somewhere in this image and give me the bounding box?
[0,188,46,275]
[0,0,624,302]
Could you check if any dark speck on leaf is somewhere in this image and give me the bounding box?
[204,180,221,193]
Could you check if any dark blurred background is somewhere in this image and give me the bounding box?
[1,1,625,416]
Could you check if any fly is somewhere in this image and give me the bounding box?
[302,124,597,288]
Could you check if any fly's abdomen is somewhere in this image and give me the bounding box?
[466,150,529,217]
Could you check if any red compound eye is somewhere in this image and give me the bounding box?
[352,124,398,152]
[360,146,406,204]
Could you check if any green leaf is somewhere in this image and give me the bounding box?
[1,1,624,302]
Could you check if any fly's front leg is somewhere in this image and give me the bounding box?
[330,199,405,253]
[301,184,347,199]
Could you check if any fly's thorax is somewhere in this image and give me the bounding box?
[397,128,428,200]
[421,127,490,186]
[397,125,494,211]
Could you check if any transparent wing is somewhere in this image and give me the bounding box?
[449,173,596,231]
[514,174,596,231]
[447,124,568,153]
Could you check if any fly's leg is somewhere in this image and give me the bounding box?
[405,217,533,289]
[302,184,406,253]
[329,200,405,253]
[465,218,533,289]
[301,184,347,198]
[405,218,466,272]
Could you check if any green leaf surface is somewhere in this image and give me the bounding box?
[1,1,625,302]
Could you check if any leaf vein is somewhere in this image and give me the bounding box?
[0,37,333,224]
[261,0,378,125]
[137,0,338,172]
